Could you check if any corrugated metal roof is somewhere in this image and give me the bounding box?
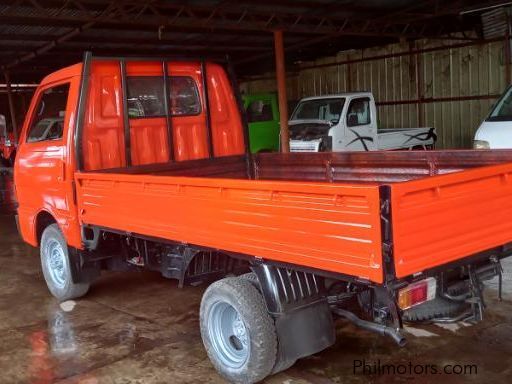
[482,7,509,39]
[0,0,504,82]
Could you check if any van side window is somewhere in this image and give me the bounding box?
[126,76,201,118]
[26,83,69,143]
[346,97,371,127]
[246,100,273,122]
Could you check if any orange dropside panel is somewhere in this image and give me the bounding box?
[391,162,512,278]
[83,61,126,171]
[75,174,384,283]
[207,63,245,157]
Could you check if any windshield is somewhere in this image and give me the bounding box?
[291,98,345,124]
[487,86,512,122]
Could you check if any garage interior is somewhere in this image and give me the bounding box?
[2,1,512,383]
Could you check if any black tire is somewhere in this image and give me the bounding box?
[235,272,298,374]
[403,297,468,322]
[200,277,277,383]
[238,272,259,287]
[40,224,90,301]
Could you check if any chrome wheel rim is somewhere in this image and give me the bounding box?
[207,301,249,369]
[45,239,67,289]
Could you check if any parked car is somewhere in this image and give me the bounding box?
[243,93,280,153]
[14,54,512,383]
[0,114,17,167]
[474,85,512,149]
[289,92,436,152]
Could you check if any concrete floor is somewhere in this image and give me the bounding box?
[2,172,512,384]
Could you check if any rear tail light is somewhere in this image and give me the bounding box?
[398,277,436,310]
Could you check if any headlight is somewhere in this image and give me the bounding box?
[473,140,490,149]
[4,140,11,146]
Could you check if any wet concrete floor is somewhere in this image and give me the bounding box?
[2,172,512,383]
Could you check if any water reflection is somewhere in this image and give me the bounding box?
[27,303,97,384]
[48,310,77,356]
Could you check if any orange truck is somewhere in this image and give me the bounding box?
[13,52,512,383]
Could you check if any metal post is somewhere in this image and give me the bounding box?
[3,71,18,143]
[75,51,93,171]
[162,61,175,161]
[274,30,290,153]
[120,59,132,166]
[201,60,215,158]
[225,55,254,179]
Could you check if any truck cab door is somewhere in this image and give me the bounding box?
[343,97,377,151]
[244,95,280,153]
[15,82,73,235]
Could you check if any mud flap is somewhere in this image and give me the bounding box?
[68,248,100,284]
[251,263,335,373]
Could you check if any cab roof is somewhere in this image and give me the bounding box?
[40,63,83,86]
[299,92,373,101]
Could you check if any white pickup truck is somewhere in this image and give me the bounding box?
[289,92,436,152]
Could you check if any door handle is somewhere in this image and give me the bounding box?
[57,159,65,182]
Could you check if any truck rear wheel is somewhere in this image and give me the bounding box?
[200,277,277,383]
[40,224,90,301]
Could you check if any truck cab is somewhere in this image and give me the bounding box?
[289,92,436,152]
[243,93,280,153]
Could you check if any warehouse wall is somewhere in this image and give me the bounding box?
[241,36,511,149]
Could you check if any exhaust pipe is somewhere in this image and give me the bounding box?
[331,307,407,347]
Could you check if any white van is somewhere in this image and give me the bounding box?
[474,86,512,149]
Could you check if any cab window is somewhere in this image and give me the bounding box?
[126,77,165,118]
[246,100,273,123]
[26,83,69,143]
[346,97,371,127]
[126,76,201,118]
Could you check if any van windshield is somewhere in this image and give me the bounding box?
[487,87,512,121]
[291,98,345,124]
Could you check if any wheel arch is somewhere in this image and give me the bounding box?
[34,210,58,246]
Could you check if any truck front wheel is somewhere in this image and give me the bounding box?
[40,224,90,301]
[200,277,277,383]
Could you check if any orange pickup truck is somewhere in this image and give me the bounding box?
[14,52,512,383]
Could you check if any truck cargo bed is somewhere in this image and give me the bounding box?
[75,150,512,284]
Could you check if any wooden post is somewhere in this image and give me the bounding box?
[3,71,18,143]
[274,30,290,152]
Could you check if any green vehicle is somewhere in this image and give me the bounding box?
[243,93,280,153]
